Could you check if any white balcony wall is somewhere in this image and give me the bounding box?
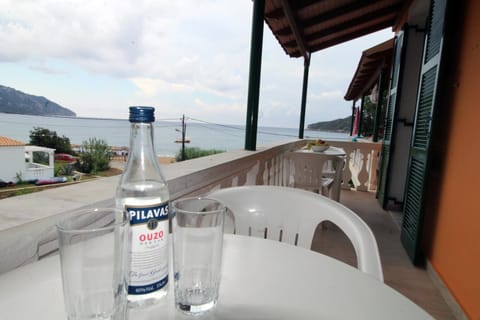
[22,164,54,181]
[0,139,380,274]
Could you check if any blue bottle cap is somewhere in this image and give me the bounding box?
[129,106,155,123]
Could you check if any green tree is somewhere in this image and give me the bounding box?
[361,96,376,137]
[75,138,110,174]
[29,127,72,154]
[359,89,388,138]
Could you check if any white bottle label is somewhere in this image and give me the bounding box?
[125,201,169,295]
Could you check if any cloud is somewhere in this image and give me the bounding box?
[29,62,66,75]
[131,78,194,97]
[309,90,344,101]
[0,1,250,79]
[0,0,394,126]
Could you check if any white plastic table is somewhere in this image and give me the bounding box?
[0,235,433,319]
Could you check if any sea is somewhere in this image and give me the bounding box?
[0,112,350,157]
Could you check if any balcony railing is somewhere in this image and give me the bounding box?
[0,139,381,274]
[23,163,54,181]
[331,140,382,192]
[165,139,381,199]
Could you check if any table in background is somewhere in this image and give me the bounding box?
[297,146,346,157]
[0,234,433,319]
[290,146,346,201]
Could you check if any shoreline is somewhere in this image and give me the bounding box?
[159,156,176,164]
[110,156,176,166]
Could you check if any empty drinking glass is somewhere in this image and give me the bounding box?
[56,207,129,320]
[172,197,225,315]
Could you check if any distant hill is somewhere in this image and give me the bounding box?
[0,85,76,117]
[307,116,351,132]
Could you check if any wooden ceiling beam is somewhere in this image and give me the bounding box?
[283,10,396,48]
[393,0,415,32]
[274,0,392,37]
[308,19,394,53]
[280,0,309,59]
[306,9,398,40]
[266,0,321,20]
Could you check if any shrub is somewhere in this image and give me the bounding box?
[75,138,110,174]
[175,147,225,162]
[55,162,75,177]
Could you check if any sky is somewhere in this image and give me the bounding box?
[0,0,393,128]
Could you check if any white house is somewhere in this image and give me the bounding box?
[0,136,55,182]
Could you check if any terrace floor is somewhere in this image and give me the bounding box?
[312,190,455,319]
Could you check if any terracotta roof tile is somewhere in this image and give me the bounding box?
[0,136,25,147]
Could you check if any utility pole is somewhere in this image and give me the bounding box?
[181,114,187,161]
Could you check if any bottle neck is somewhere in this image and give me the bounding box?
[128,122,157,164]
[119,120,167,189]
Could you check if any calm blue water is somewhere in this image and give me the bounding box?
[0,113,349,157]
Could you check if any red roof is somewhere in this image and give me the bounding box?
[0,136,25,147]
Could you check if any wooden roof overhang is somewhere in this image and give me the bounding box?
[344,38,395,101]
[264,0,406,59]
[245,0,409,149]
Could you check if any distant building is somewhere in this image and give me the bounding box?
[0,136,55,182]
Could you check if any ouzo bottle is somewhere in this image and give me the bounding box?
[116,106,169,307]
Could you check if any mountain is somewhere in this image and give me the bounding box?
[307,116,351,132]
[0,85,76,117]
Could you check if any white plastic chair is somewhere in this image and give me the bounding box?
[208,185,383,282]
[285,151,344,201]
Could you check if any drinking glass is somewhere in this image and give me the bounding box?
[172,197,226,315]
[56,207,129,320]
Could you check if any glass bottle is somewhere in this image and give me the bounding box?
[116,106,169,308]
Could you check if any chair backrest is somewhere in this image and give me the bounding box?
[208,185,383,282]
[285,151,344,201]
[285,151,332,191]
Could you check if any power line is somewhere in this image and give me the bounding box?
[187,116,298,139]
[257,129,297,138]
[155,122,179,128]
[187,117,244,131]
[191,122,244,138]
[156,118,182,121]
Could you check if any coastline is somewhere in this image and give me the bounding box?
[110,156,177,172]
[110,155,175,166]
[159,156,176,164]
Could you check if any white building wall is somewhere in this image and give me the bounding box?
[0,147,25,182]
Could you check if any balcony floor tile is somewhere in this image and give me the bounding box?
[312,190,455,320]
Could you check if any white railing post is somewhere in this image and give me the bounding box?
[321,140,381,193]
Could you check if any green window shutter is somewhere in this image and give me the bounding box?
[401,0,447,265]
[377,32,404,207]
